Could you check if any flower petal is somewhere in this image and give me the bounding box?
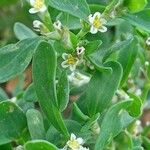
[40,5,47,12]
[98,26,107,33]
[61,61,69,68]
[77,138,84,145]
[93,12,101,19]
[70,65,76,72]
[62,53,68,60]
[30,0,35,6]
[29,8,39,14]
[88,14,94,24]
[90,26,98,34]
[33,20,42,28]
[70,133,76,140]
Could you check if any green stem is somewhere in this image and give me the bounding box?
[39,11,54,31]
[77,29,88,39]
[141,83,150,103]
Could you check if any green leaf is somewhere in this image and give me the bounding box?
[124,0,147,12]
[72,103,89,122]
[0,143,12,150]
[57,12,81,30]
[85,40,111,72]
[26,109,46,140]
[0,38,41,83]
[0,101,27,145]
[117,37,138,86]
[14,22,37,40]
[95,100,134,150]
[45,0,90,21]
[127,93,142,117]
[24,140,58,150]
[57,70,69,112]
[85,61,122,116]
[122,9,150,33]
[85,40,102,55]
[32,41,69,137]
[0,88,8,101]
[23,84,37,102]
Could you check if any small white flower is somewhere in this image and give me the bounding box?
[15,145,23,150]
[61,53,79,71]
[146,37,150,46]
[133,120,142,136]
[53,20,62,30]
[88,12,107,34]
[67,133,86,150]
[11,97,17,103]
[145,61,149,66]
[62,133,89,150]
[135,89,142,96]
[68,72,90,87]
[33,20,43,31]
[76,46,85,55]
[29,0,47,14]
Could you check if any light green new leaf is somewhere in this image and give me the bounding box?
[26,109,45,140]
[57,70,69,112]
[123,0,147,13]
[0,38,41,83]
[46,0,90,21]
[85,61,122,116]
[95,100,134,150]
[127,93,142,117]
[122,9,150,33]
[117,37,138,86]
[24,140,58,150]
[0,101,27,145]
[32,41,69,138]
[14,22,37,40]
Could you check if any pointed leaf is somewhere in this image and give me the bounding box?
[0,38,41,83]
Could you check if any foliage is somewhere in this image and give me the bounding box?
[0,0,150,150]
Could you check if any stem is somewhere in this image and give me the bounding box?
[77,29,88,39]
[39,11,54,31]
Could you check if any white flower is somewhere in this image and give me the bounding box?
[76,46,85,55]
[145,61,149,66]
[88,12,107,34]
[67,133,84,150]
[33,20,43,31]
[133,120,142,136]
[68,72,90,87]
[135,89,142,96]
[61,133,89,150]
[53,20,62,30]
[146,37,150,46]
[61,53,79,71]
[29,0,47,14]
[15,145,23,150]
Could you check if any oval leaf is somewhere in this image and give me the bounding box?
[0,38,41,83]
[24,140,58,150]
[46,0,90,21]
[32,41,69,137]
[0,101,27,145]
